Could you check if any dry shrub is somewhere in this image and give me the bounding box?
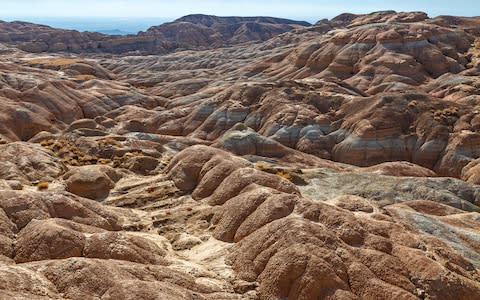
[276,171,292,180]
[37,181,49,190]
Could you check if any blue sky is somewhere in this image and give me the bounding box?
[1,0,479,22]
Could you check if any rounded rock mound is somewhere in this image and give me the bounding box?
[63,165,122,200]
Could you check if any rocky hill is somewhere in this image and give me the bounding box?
[0,15,310,54]
[0,10,480,300]
[142,14,310,47]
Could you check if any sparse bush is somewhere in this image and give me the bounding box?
[255,161,270,170]
[75,74,95,81]
[37,181,49,190]
[40,138,98,166]
[276,171,292,180]
[98,158,112,165]
[98,137,123,148]
[40,139,54,147]
[408,100,418,108]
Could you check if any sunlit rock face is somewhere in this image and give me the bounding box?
[0,10,480,300]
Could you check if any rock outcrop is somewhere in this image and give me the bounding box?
[63,165,121,200]
[0,142,67,184]
[144,15,309,48]
[166,145,480,300]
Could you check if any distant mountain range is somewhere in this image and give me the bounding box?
[95,29,131,35]
[0,17,171,35]
[0,14,311,54]
[0,13,479,55]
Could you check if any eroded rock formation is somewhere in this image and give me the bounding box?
[0,10,479,300]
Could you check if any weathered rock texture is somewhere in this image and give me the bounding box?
[0,10,480,300]
[167,146,480,300]
[0,15,309,54]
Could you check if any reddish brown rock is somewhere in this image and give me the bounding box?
[436,131,480,177]
[63,165,121,200]
[0,209,16,239]
[0,265,61,298]
[356,161,437,177]
[228,201,480,299]
[462,158,480,184]
[84,232,166,264]
[14,219,90,263]
[24,257,236,299]
[100,280,202,300]
[0,235,13,259]
[0,142,66,184]
[166,145,251,193]
[205,167,299,206]
[66,118,100,131]
[212,187,298,242]
[0,190,120,230]
[122,155,160,175]
[0,10,480,300]
[328,195,375,213]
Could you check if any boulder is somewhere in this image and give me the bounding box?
[63,165,121,200]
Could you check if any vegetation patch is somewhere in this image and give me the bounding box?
[37,181,49,190]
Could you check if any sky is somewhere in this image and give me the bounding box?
[1,0,479,21]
